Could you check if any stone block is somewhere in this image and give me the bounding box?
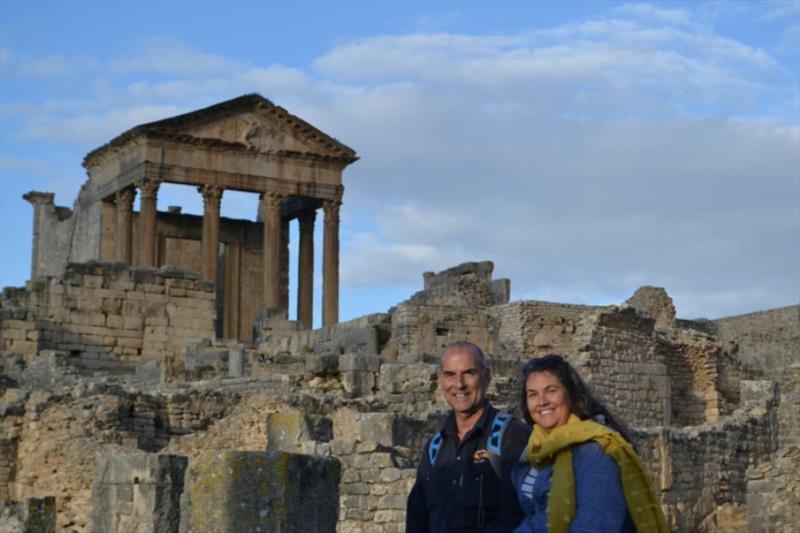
[180,450,340,533]
[91,452,187,533]
[305,353,339,376]
[339,353,383,372]
[358,413,395,446]
[266,409,308,453]
[740,380,779,407]
[228,349,244,377]
[0,497,56,533]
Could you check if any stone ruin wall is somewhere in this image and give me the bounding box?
[1,260,798,532]
[1,262,215,374]
[711,306,800,450]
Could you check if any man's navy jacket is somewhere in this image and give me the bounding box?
[406,403,531,532]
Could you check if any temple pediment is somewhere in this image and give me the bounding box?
[83,94,357,169]
[185,111,322,155]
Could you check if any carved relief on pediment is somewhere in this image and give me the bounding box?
[184,112,309,154]
[236,116,286,153]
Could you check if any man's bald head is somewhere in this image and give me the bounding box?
[440,341,489,373]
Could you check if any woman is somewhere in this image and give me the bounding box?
[512,355,668,533]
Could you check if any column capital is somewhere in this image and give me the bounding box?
[199,184,224,205]
[137,178,161,199]
[260,192,284,220]
[322,199,341,223]
[260,191,284,207]
[115,187,136,208]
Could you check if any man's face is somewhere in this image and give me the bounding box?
[439,348,491,418]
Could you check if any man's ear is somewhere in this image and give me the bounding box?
[482,368,492,387]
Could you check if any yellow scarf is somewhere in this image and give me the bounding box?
[527,414,669,533]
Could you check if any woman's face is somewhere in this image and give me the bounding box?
[526,371,571,431]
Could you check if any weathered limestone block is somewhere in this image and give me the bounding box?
[740,380,779,407]
[180,451,340,533]
[0,497,56,533]
[339,353,383,397]
[266,409,332,453]
[414,261,508,307]
[91,451,187,533]
[304,352,339,376]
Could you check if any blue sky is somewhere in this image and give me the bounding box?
[1,0,798,325]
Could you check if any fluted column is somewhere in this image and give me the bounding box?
[260,192,284,310]
[200,184,224,283]
[115,187,136,264]
[137,179,160,267]
[297,209,316,330]
[322,199,340,326]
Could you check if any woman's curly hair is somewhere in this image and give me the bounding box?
[520,354,633,443]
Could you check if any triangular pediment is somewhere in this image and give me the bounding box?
[180,110,323,155]
[84,94,357,168]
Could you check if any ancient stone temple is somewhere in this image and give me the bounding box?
[24,94,358,339]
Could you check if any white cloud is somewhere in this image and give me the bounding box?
[756,1,800,22]
[109,38,242,77]
[614,3,690,24]
[18,104,182,145]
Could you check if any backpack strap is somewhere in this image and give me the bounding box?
[487,411,512,479]
[428,432,444,466]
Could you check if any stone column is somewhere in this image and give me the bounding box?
[137,179,160,267]
[260,192,283,310]
[114,187,136,264]
[22,191,55,278]
[322,199,340,326]
[200,184,223,283]
[297,209,316,330]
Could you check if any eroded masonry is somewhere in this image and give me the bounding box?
[1,95,798,533]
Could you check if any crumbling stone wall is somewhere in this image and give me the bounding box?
[746,446,800,533]
[585,308,670,428]
[663,330,722,426]
[625,285,677,332]
[711,306,799,450]
[0,262,214,372]
[391,262,508,362]
[23,192,75,279]
[712,306,799,371]
[634,380,779,532]
[1,261,796,532]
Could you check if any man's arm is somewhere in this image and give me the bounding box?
[492,418,531,532]
[405,441,432,533]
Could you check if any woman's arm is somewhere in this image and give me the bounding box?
[569,442,630,533]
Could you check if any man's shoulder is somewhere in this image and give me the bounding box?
[493,411,530,457]
[507,417,530,436]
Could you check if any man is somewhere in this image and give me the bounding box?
[406,341,530,532]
